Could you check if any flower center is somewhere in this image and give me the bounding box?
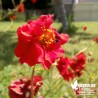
[39,29,55,47]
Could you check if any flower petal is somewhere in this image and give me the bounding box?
[19,44,43,66]
[17,25,32,44]
[15,42,29,57]
[58,34,69,44]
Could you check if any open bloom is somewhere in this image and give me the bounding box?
[57,52,86,81]
[15,15,69,69]
[17,4,24,13]
[8,76,43,98]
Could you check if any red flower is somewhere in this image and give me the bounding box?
[31,0,37,4]
[93,37,98,43]
[17,4,24,13]
[56,57,74,81]
[56,52,86,81]
[70,52,86,77]
[75,87,83,95]
[83,26,87,31]
[8,76,43,98]
[15,15,69,69]
[9,15,16,20]
[33,76,43,95]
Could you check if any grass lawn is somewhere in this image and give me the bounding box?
[0,21,98,98]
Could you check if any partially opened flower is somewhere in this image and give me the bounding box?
[17,4,24,13]
[33,76,43,95]
[70,52,86,77]
[15,15,69,69]
[56,57,74,81]
[8,76,43,98]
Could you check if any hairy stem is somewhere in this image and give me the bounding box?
[4,20,14,32]
[11,0,16,8]
[75,47,87,55]
[31,66,35,98]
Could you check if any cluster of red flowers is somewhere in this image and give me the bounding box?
[8,76,43,98]
[57,52,86,81]
[15,15,69,69]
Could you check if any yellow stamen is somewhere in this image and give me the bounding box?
[39,29,55,47]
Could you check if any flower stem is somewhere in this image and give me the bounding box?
[75,41,94,56]
[4,20,14,32]
[75,47,87,55]
[11,0,16,8]
[31,66,35,98]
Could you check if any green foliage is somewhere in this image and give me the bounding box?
[0,22,98,98]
